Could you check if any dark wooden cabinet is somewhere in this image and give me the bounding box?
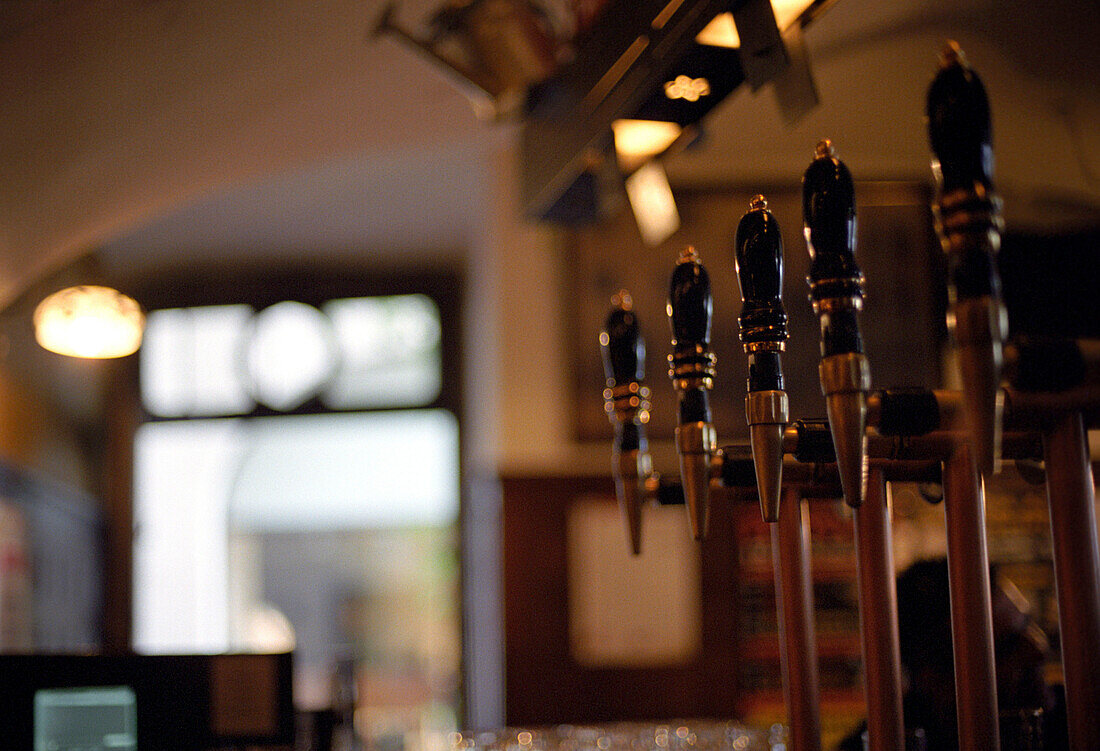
[502,476,865,732]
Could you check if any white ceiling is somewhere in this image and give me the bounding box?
[99,139,493,272]
[1,0,1098,306]
[0,0,494,303]
[667,0,1100,231]
[0,0,1097,445]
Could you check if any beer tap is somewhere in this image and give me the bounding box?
[802,139,870,509]
[925,46,1007,747]
[600,291,654,555]
[927,41,1007,475]
[667,247,718,539]
[735,195,790,524]
[804,140,903,749]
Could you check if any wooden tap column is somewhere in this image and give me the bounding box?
[942,445,1001,751]
[771,486,822,751]
[852,468,904,751]
[1042,412,1100,749]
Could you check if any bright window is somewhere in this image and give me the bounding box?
[133,292,460,750]
[139,295,442,416]
[133,410,459,651]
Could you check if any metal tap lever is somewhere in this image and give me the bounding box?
[667,246,718,539]
[803,139,871,508]
[601,291,653,555]
[927,41,1007,475]
[735,195,790,523]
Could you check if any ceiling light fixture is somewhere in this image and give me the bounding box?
[695,12,741,49]
[624,161,680,247]
[34,285,145,359]
[664,75,711,102]
[696,0,817,49]
[611,118,683,173]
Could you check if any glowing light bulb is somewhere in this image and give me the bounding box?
[34,285,145,358]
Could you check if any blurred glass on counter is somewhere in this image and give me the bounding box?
[446,720,786,751]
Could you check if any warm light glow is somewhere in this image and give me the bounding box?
[612,119,683,159]
[34,285,145,358]
[696,12,740,48]
[771,0,814,30]
[664,75,711,102]
[696,1,813,48]
[612,119,683,173]
[625,161,680,247]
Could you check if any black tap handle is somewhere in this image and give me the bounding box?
[803,142,872,507]
[668,247,718,539]
[601,291,652,554]
[803,140,864,313]
[735,196,789,523]
[602,292,645,388]
[803,140,866,359]
[669,246,713,351]
[735,195,788,392]
[927,42,1006,477]
[927,42,994,195]
[874,388,943,436]
[791,419,837,464]
[668,247,715,425]
[601,291,649,453]
[736,196,787,345]
[719,447,759,490]
[927,41,1003,301]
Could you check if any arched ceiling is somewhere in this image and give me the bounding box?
[0,0,492,304]
[667,0,1100,232]
[1,0,1098,309]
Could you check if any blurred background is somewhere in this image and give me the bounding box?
[0,0,1097,748]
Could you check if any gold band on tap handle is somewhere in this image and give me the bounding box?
[927,45,1007,750]
[734,196,791,524]
[667,246,719,540]
[600,291,654,555]
[802,139,871,509]
[927,42,1007,475]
